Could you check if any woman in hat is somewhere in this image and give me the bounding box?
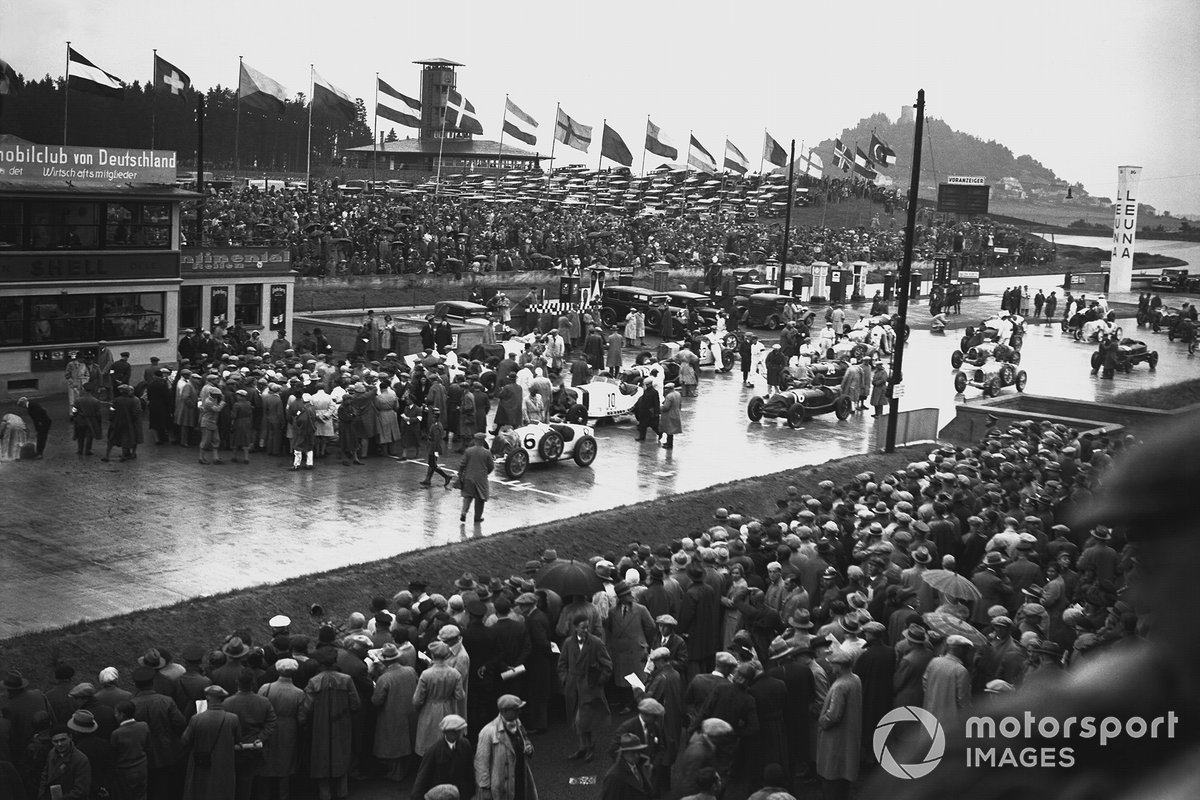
[289,395,317,471]
[371,644,418,782]
[412,641,466,756]
[658,383,682,449]
[373,379,402,457]
[102,384,143,463]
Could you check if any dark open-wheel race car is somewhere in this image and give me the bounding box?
[1090,338,1159,372]
[747,385,854,428]
[953,361,1029,397]
[950,340,1022,370]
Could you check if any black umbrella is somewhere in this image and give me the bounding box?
[307,229,327,238]
[535,559,601,598]
[303,222,323,233]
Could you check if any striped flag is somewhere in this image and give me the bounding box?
[601,123,633,167]
[445,89,483,135]
[312,70,357,126]
[239,61,288,115]
[376,78,421,128]
[554,107,592,152]
[724,139,750,174]
[502,97,538,146]
[645,118,678,160]
[853,147,877,180]
[802,149,823,179]
[763,132,788,168]
[67,47,123,97]
[688,134,717,174]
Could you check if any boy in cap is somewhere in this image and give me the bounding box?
[411,714,474,800]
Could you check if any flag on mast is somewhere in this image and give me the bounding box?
[239,61,288,114]
[833,139,852,172]
[444,89,483,135]
[67,47,123,97]
[152,54,191,99]
[688,134,717,173]
[869,133,897,167]
[554,107,592,152]
[601,123,633,167]
[801,149,823,179]
[645,118,678,159]
[724,138,750,174]
[312,70,357,126]
[502,98,538,145]
[763,132,788,168]
[376,78,421,128]
[853,147,878,180]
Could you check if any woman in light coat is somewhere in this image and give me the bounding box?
[310,387,336,457]
[374,383,402,456]
[371,650,418,781]
[412,641,466,756]
[257,660,306,795]
[624,310,638,346]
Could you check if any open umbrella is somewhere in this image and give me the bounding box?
[535,559,601,598]
[922,612,988,647]
[920,569,982,602]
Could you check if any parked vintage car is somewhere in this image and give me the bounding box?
[953,361,1029,397]
[951,340,1021,369]
[598,285,671,328]
[663,290,722,325]
[744,293,796,330]
[747,384,854,428]
[1090,337,1159,372]
[490,421,598,479]
[433,300,492,323]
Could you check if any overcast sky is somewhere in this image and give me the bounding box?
[4,0,1198,213]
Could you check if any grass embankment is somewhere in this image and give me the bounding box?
[1110,377,1200,410]
[1,448,927,682]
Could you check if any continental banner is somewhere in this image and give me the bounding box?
[180,248,294,276]
[1110,165,1142,294]
[0,142,177,185]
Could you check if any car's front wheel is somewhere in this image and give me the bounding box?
[953,372,968,394]
[573,436,598,467]
[834,395,853,420]
[505,448,529,479]
[538,430,564,461]
[787,403,807,429]
[747,396,765,421]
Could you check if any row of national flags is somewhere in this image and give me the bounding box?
[6,48,899,180]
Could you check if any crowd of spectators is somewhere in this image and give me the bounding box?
[0,407,1153,800]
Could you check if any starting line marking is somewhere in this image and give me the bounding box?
[392,458,574,500]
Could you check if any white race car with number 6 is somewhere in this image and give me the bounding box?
[492,421,599,479]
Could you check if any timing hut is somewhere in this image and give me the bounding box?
[343,57,541,176]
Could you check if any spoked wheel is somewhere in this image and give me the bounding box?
[1010,349,1021,365]
[950,350,965,369]
[505,448,529,479]
[1150,351,1160,368]
[1015,371,1028,392]
[573,436,598,467]
[1090,352,1102,370]
[999,364,1017,386]
[747,396,765,422]
[538,431,564,461]
[720,349,736,372]
[953,372,968,394]
[834,395,853,420]
[984,379,1001,398]
[787,403,807,429]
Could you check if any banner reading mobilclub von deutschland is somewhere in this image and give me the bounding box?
[1109,165,1142,294]
[0,142,177,185]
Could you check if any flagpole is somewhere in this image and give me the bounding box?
[372,73,379,189]
[545,102,559,194]
[234,56,242,178]
[497,95,508,177]
[758,129,765,176]
[63,42,70,145]
[640,116,648,178]
[594,119,605,208]
[683,131,693,213]
[777,139,796,294]
[306,64,314,190]
[196,91,205,245]
[434,94,449,199]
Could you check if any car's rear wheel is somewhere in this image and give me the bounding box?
[646,310,662,329]
[766,316,781,331]
[984,379,1001,398]
[999,364,1016,385]
[1015,371,1028,392]
[834,395,853,420]
[719,349,735,372]
[538,430,564,461]
[747,396,765,421]
[1090,352,1102,370]
[787,403,807,429]
[565,404,588,424]
[953,372,968,394]
[1010,349,1021,365]
[505,449,528,479]
[950,350,965,369]
[600,308,617,327]
[1150,351,1159,369]
[573,436,598,467]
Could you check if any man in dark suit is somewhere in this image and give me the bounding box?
[558,614,612,762]
[130,666,185,800]
[411,714,475,800]
[690,663,759,779]
[766,637,817,782]
[110,700,150,800]
[490,596,532,701]
[461,599,502,738]
[607,698,670,796]
[677,565,721,679]
[683,652,735,732]
[600,733,654,800]
[514,592,554,734]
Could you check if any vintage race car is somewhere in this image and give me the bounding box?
[490,421,598,478]
[953,360,1028,397]
[571,380,642,422]
[1076,318,1119,342]
[959,319,1024,353]
[951,340,1021,369]
[1090,338,1158,372]
[747,384,854,428]
[658,333,736,374]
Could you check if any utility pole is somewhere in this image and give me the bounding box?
[885,89,925,453]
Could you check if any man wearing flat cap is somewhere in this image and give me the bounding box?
[923,634,972,726]
[181,685,240,800]
[412,713,474,800]
[475,695,536,800]
[817,648,862,800]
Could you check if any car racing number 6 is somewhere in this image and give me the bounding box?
[523,434,537,449]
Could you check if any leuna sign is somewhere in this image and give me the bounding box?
[0,142,177,185]
[1109,165,1142,293]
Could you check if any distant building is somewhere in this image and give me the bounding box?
[899,105,916,124]
[343,57,541,177]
